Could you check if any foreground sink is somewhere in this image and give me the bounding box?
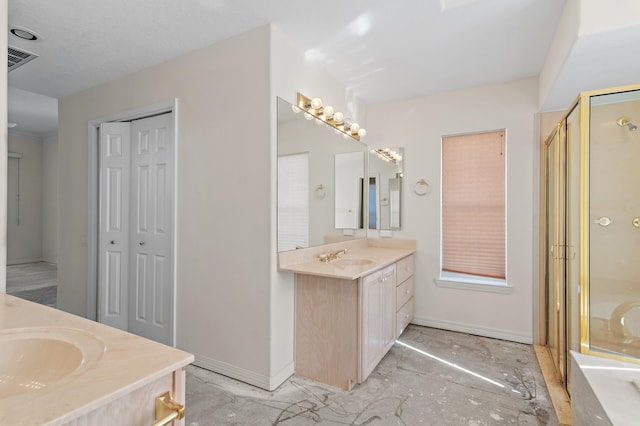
[0,327,105,399]
[332,258,374,266]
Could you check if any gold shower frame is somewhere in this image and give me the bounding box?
[541,83,640,367]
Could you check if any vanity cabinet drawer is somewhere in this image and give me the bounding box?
[397,297,414,337]
[396,276,414,310]
[396,255,414,284]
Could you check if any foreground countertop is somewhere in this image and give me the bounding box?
[0,294,194,425]
[278,238,416,280]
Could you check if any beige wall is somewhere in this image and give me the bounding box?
[579,0,640,36]
[58,27,273,387]
[269,25,367,384]
[7,132,43,265]
[366,77,539,343]
[42,135,58,263]
[57,24,363,391]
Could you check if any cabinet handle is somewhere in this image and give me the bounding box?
[152,391,185,426]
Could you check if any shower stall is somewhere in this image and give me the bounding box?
[542,84,640,395]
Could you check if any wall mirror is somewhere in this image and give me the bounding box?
[335,151,365,229]
[277,97,368,252]
[368,148,404,230]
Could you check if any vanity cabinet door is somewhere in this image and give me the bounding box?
[361,270,383,380]
[360,264,396,381]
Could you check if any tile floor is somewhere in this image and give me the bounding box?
[6,261,57,307]
[186,325,558,425]
[5,263,558,425]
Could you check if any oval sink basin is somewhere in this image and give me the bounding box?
[332,258,373,266]
[0,327,105,399]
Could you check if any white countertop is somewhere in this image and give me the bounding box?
[0,294,194,425]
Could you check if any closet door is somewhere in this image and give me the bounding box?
[128,113,174,346]
[98,122,131,331]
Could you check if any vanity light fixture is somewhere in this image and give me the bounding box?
[295,92,366,141]
[371,148,402,163]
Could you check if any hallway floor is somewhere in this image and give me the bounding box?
[186,325,557,425]
[6,261,57,307]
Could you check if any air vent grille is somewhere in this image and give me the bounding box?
[8,46,38,72]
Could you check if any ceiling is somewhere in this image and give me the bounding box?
[8,0,571,136]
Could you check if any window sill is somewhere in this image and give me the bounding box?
[434,277,513,294]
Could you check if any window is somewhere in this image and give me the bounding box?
[277,153,309,252]
[440,130,506,287]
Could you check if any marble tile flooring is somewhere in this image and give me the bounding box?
[6,261,57,307]
[186,325,558,425]
[4,263,558,424]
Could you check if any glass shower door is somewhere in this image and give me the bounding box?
[588,91,640,359]
[545,125,567,381]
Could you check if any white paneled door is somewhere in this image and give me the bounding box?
[98,113,174,346]
[99,122,131,332]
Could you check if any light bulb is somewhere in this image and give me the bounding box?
[343,133,350,139]
[291,105,301,113]
[311,97,323,110]
[333,112,344,123]
[315,118,323,125]
[358,128,367,137]
[304,112,313,120]
[324,105,334,118]
[334,128,342,135]
[350,122,360,133]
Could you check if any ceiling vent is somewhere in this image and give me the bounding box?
[8,45,38,72]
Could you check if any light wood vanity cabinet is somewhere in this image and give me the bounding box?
[295,253,415,390]
[361,264,396,380]
[396,254,415,337]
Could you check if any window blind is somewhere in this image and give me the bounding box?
[442,131,505,279]
[278,153,309,252]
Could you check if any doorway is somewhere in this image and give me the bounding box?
[88,102,177,346]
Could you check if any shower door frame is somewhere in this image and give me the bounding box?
[540,84,640,383]
[539,84,640,396]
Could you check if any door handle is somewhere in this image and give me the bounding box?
[633,218,640,228]
[139,241,146,246]
[110,240,116,245]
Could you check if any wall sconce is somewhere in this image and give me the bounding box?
[371,148,402,163]
[295,92,366,141]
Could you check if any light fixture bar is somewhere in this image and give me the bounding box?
[371,148,402,163]
[296,92,366,141]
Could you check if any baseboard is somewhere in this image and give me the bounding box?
[7,257,44,266]
[269,362,295,390]
[192,354,294,391]
[412,315,533,344]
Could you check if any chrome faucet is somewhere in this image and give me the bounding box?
[319,248,347,262]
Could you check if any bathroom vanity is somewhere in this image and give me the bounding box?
[279,238,415,390]
[0,294,193,425]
